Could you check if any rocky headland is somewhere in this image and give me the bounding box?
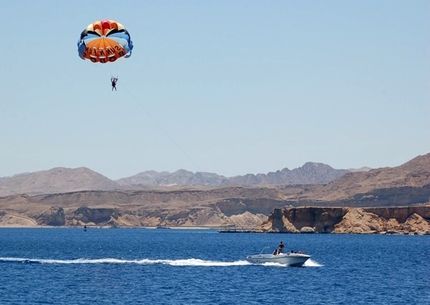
[260,206,430,234]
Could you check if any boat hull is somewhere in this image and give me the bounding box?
[246,253,310,267]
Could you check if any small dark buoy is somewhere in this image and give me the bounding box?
[83,225,87,232]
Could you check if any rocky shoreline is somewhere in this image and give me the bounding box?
[1,205,430,235]
[258,206,430,235]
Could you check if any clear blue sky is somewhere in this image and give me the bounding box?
[1,0,429,179]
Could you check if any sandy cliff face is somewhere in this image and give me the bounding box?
[0,187,285,228]
[0,211,38,227]
[262,206,430,234]
[0,203,268,228]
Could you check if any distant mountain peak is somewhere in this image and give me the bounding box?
[299,162,335,171]
[347,167,372,173]
[0,167,118,196]
[174,169,192,174]
[399,153,430,170]
[302,161,330,167]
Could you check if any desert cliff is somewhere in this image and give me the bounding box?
[1,153,430,232]
[261,206,430,234]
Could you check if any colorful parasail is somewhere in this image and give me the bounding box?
[77,19,133,63]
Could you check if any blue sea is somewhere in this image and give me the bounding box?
[0,228,428,305]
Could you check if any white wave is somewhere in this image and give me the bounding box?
[0,257,250,267]
[303,259,323,267]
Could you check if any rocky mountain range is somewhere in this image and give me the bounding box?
[0,153,429,230]
[0,162,352,196]
[229,162,349,186]
[116,169,228,187]
[116,162,349,187]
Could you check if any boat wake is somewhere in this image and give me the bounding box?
[304,259,323,267]
[0,257,250,267]
[0,257,322,267]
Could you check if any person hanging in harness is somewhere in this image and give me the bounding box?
[273,241,285,255]
[111,76,118,91]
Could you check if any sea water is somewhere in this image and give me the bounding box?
[0,228,428,305]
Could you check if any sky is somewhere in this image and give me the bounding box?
[0,0,429,179]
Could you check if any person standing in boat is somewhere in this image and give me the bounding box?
[273,241,285,255]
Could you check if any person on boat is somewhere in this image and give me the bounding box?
[273,241,285,255]
[111,76,118,91]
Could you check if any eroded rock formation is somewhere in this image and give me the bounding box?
[262,206,430,234]
[36,207,65,226]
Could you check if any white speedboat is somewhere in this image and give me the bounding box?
[246,252,310,267]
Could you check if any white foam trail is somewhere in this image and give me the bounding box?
[0,257,322,267]
[147,258,250,267]
[0,257,250,267]
[303,259,323,267]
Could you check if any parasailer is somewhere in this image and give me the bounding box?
[77,19,133,63]
[111,76,118,91]
[77,20,132,90]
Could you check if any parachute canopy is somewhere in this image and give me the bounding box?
[78,19,133,63]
